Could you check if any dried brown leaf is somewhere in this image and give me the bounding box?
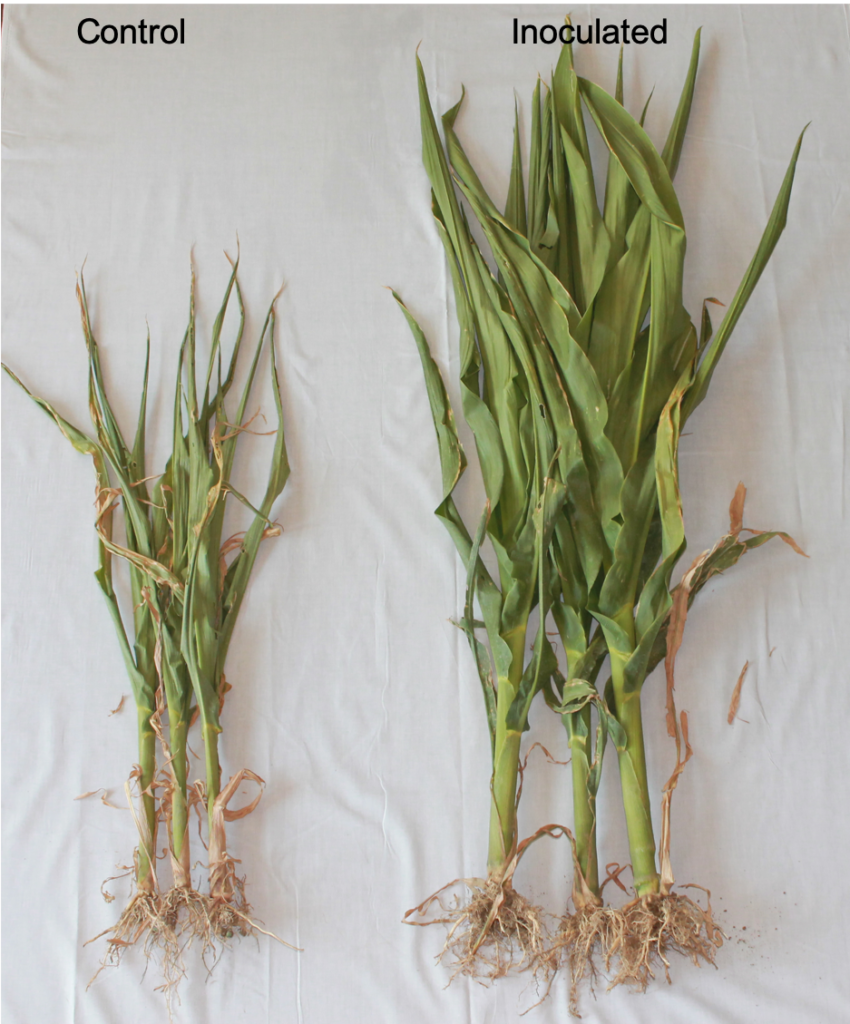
[728,661,749,724]
[74,787,123,809]
[729,482,746,538]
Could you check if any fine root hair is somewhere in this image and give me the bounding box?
[86,888,184,1000]
[551,889,724,1014]
[166,881,300,965]
[549,902,624,1016]
[431,878,551,982]
[606,890,723,990]
[86,877,293,1008]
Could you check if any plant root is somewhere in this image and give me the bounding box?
[548,901,623,1016]
[411,877,551,982]
[606,890,723,991]
[551,889,724,1014]
[86,888,183,995]
[164,880,300,970]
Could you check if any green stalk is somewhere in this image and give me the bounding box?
[203,720,223,840]
[567,705,599,897]
[136,705,158,892]
[169,715,191,888]
[486,630,526,877]
[487,724,523,876]
[611,656,659,896]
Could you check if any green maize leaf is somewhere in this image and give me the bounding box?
[579,77,683,231]
[77,281,159,564]
[184,268,199,419]
[698,297,719,357]
[526,78,550,254]
[604,704,627,756]
[554,678,598,714]
[201,254,240,420]
[548,81,574,297]
[465,232,532,457]
[2,363,102,464]
[95,574,154,708]
[571,629,609,688]
[130,331,151,496]
[441,108,583,337]
[506,630,559,733]
[220,271,247,401]
[393,292,466,500]
[637,88,655,130]
[552,37,614,312]
[505,474,568,731]
[462,504,498,753]
[616,374,689,693]
[505,101,528,237]
[637,511,663,594]
[558,682,612,798]
[588,607,632,672]
[127,337,153,643]
[1,367,160,714]
[578,36,699,405]
[614,46,624,104]
[601,49,640,264]
[534,87,561,263]
[683,126,808,420]
[552,28,593,178]
[227,292,277,463]
[634,218,694,457]
[549,497,587,602]
[440,158,620,572]
[170,362,191,577]
[421,82,530,537]
[554,121,611,312]
[394,294,504,644]
[417,60,479,289]
[496,497,544,645]
[661,29,701,181]
[8,345,163,898]
[576,206,651,403]
[431,216,507,513]
[217,310,291,675]
[78,278,132,477]
[597,438,656,634]
[551,596,587,669]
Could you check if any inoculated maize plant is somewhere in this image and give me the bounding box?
[399,26,804,1004]
[3,256,293,993]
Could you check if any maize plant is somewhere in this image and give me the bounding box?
[2,255,293,993]
[399,26,804,1002]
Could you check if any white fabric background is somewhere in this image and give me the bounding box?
[2,5,848,1023]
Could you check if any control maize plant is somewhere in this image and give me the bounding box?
[3,256,293,995]
[399,26,805,1006]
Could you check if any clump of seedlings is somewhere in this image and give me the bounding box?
[400,24,804,1009]
[3,255,294,996]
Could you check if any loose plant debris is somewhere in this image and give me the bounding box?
[399,22,805,1009]
[3,255,295,999]
[728,662,750,724]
